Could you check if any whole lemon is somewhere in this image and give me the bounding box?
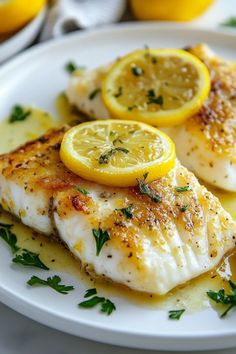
[130,0,214,21]
[0,0,46,34]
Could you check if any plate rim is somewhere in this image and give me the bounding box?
[1,22,236,351]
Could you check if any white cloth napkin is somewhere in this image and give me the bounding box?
[40,0,126,41]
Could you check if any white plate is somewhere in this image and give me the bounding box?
[0,23,236,352]
[0,7,46,63]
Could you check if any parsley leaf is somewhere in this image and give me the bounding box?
[65,61,86,74]
[76,186,90,195]
[131,66,144,76]
[92,228,110,256]
[101,299,116,315]
[137,179,161,203]
[117,204,133,219]
[84,288,97,298]
[79,295,105,309]
[99,147,129,164]
[8,105,31,123]
[13,249,49,270]
[221,17,236,28]
[151,56,157,64]
[146,90,163,105]
[168,309,185,320]
[114,86,123,98]
[175,186,191,193]
[78,288,116,315]
[179,205,188,212]
[89,88,101,100]
[27,275,74,294]
[65,61,77,73]
[0,223,20,253]
[207,280,236,317]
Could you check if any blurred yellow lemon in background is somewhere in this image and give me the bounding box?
[130,0,214,21]
[0,0,46,34]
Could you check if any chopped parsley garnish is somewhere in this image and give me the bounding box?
[92,228,110,256]
[109,130,116,138]
[84,288,97,298]
[13,249,49,270]
[65,61,77,73]
[221,17,236,28]
[27,275,74,294]
[151,56,157,64]
[89,88,101,100]
[65,61,85,73]
[98,147,129,164]
[137,178,161,203]
[0,223,20,253]
[114,86,123,98]
[117,204,133,219]
[175,186,191,193]
[101,299,116,315]
[128,105,137,111]
[76,186,90,195]
[0,223,49,269]
[131,66,144,76]
[146,90,163,105]
[79,295,105,308]
[207,280,236,317]
[180,205,188,212]
[9,105,31,123]
[79,288,116,315]
[168,309,185,320]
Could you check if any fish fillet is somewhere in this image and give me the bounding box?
[0,127,235,294]
[67,44,236,191]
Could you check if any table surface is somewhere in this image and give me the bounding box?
[1,0,236,353]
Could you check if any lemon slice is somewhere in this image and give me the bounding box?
[102,48,210,127]
[60,120,176,187]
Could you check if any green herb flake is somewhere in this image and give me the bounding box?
[117,204,133,219]
[0,223,20,254]
[101,299,116,315]
[109,130,116,138]
[137,179,161,203]
[65,61,85,74]
[84,288,97,298]
[13,249,49,270]
[207,280,236,317]
[146,90,163,105]
[89,88,101,100]
[168,309,185,320]
[131,66,144,76]
[9,105,31,123]
[79,295,105,309]
[151,56,157,64]
[79,289,116,315]
[128,105,137,111]
[180,205,188,212]
[114,86,123,98]
[175,186,191,193]
[98,147,129,165]
[221,17,236,28]
[92,228,110,256]
[27,275,74,294]
[76,186,90,195]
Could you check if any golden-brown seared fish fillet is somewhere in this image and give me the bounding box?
[0,127,236,294]
[67,44,236,191]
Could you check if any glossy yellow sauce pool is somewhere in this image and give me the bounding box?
[0,103,236,313]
